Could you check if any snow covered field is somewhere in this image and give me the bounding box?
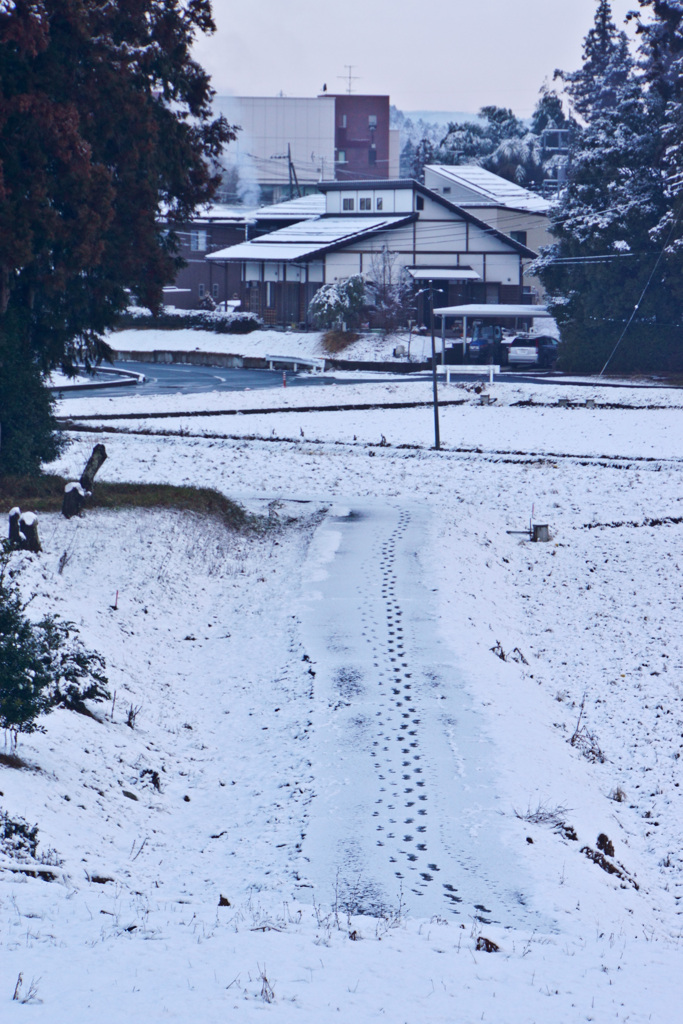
[3,373,683,1021]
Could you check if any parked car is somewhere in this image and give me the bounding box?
[505,335,558,369]
[467,324,515,364]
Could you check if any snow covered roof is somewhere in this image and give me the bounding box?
[426,165,550,215]
[407,267,480,281]
[254,194,326,222]
[433,303,551,317]
[208,214,415,263]
[159,203,257,225]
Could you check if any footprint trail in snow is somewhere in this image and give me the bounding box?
[301,502,549,927]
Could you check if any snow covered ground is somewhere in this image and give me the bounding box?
[109,325,406,363]
[3,370,683,1021]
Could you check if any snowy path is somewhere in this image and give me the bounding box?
[301,502,549,928]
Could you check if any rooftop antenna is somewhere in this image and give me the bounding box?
[338,65,360,94]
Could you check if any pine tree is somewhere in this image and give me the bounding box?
[536,0,682,373]
[637,1,683,300]
[556,0,633,118]
[531,87,570,135]
[0,1,235,472]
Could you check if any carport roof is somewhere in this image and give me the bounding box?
[433,303,551,317]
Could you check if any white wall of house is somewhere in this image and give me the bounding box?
[214,96,336,187]
[326,251,364,280]
[325,188,414,215]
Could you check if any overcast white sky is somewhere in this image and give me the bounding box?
[194,0,641,117]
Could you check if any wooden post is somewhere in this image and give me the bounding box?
[430,282,441,451]
[8,507,21,545]
[18,512,41,552]
[62,482,86,519]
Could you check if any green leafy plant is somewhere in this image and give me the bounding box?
[0,558,109,742]
[308,276,365,329]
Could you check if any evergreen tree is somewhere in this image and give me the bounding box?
[531,86,570,135]
[537,0,679,373]
[637,1,683,296]
[556,0,633,118]
[0,1,235,472]
[438,104,552,189]
[0,556,109,740]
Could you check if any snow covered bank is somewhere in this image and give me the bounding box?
[2,401,683,1020]
[109,326,404,364]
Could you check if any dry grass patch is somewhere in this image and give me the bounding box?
[0,476,251,531]
[321,329,360,354]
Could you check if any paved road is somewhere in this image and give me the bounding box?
[59,360,573,402]
[59,359,669,402]
[300,502,549,926]
[56,361,347,400]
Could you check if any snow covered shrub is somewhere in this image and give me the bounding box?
[0,565,53,738]
[116,306,262,334]
[0,809,61,870]
[308,276,365,329]
[40,617,109,714]
[0,559,109,740]
[0,809,39,861]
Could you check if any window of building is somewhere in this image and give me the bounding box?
[212,282,219,299]
[266,281,275,308]
[368,114,377,129]
[337,150,347,163]
[342,197,355,211]
[359,197,372,211]
[443,186,452,194]
[368,146,377,165]
[416,195,424,210]
[376,197,383,211]
[198,283,205,298]
[340,114,347,128]
[190,230,207,252]
[510,229,528,246]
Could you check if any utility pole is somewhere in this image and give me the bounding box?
[429,280,441,451]
[287,144,301,199]
[288,143,294,201]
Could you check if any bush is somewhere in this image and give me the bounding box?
[0,809,39,861]
[115,306,262,334]
[308,276,365,329]
[0,558,109,740]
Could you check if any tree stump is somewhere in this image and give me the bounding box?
[61,443,107,518]
[8,507,21,545]
[62,482,86,519]
[18,512,41,552]
[80,443,107,491]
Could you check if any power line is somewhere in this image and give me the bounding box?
[599,207,682,377]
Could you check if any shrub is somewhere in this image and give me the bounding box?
[308,276,365,329]
[115,306,262,334]
[0,809,39,861]
[0,559,109,740]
